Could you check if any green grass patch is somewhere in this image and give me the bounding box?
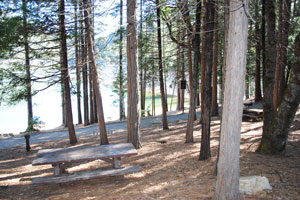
[142,92,189,116]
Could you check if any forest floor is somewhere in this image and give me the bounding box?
[0,108,300,199]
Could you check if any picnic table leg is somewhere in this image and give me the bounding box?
[53,164,62,176]
[52,163,70,176]
[113,157,121,169]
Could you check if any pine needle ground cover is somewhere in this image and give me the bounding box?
[0,108,300,199]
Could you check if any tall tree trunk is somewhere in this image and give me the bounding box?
[216,1,249,198]
[127,0,141,149]
[211,0,219,116]
[254,0,262,102]
[22,0,33,131]
[156,0,169,130]
[245,74,249,99]
[152,56,155,116]
[261,0,277,142]
[222,0,230,106]
[199,0,214,160]
[164,71,168,111]
[176,41,181,111]
[182,0,200,143]
[274,0,284,111]
[143,66,147,111]
[196,77,200,107]
[89,68,95,124]
[281,0,291,95]
[90,0,98,123]
[151,49,156,116]
[162,24,168,112]
[195,0,201,111]
[245,21,253,100]
[200,0,206,123]
[59,0,77,144]
[273,0,291,107]
[180,37,185,112]
[257,33,300,154]
[83,0,108,144]
[186,29,194,138]
[119,0,125,120]
[61,78,66,126]
[139,0,145,117]
[193,0,201,118]
[94,91,98,122]
[142,23,148,115]
[74,0,82,124]
[80,0,89,126]
[261,0,266,90]
[215,0,229,172]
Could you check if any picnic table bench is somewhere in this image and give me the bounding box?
[31,143,142,184]
[242,108,263,121]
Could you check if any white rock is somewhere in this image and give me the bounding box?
[239,176,272,195]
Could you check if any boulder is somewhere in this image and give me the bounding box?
[239,176,272,195]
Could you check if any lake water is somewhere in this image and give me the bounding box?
[0,65,177,135]
[0,83,122,135]
[0,63,123,134]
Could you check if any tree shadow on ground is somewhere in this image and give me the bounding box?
[1,111,300,199]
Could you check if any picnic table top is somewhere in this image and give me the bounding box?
[243,108,263,114]
[32,143,138,166]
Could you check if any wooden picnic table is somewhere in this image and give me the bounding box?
[242,108,263,121]
[32,143,142,184]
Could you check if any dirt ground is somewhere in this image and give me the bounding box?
[0,110,300,200]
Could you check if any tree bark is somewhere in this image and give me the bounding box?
[180,37,185,112]
[281,0,291,93]
[245,74,249,99]
[156,0,169,130]
[221,0,229,112]
[254,0,262,102]
[164,71,168,112]
[91,0,98,123]
[261,0,277,141]
[176,36,181,111]
[119,0,125,120]
[127,0,141,149]
[152,55,155,116]
[61,77,66,127]
[80,0,89,126]
[94,91,98,122]
[257,33,300,154]
[74,0,82,124]
[139,0,145,117]
[274,0,284,111]
[261,0,266,91]
[215,0,229,174]
[216,1,249,199]
[22,0,33,131]
[186,29,194,142]
[182,0,200,143]
[83,0,108,144]
[89,69,95,124]
[151,49,156,116]
[211,0,219,116]
[199,0,214,160]
[59,0,77,145]
[193,0,201,117]
[200,0,206,124]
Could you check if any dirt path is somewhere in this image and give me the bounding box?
[0,110,200,150]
